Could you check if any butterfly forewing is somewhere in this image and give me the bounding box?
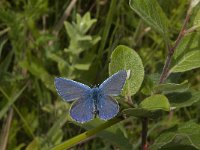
[99,70,127,96]
[54,77,91,101]
[97,95,119,120]
[70,96,94,123]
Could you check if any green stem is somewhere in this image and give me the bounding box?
[50,117,123,150]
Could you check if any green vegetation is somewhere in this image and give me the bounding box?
[0,0,200,149]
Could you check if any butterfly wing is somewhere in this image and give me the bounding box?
[54,77,91,101]
[70,95,94,123]
[97,70,126,120]
[99,70,127,96]
[97,95,119,120]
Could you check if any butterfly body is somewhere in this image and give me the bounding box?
[55,70,127,123]
[90,88,101,116]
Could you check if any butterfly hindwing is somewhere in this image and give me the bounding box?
[99,70,127,96]
[70,95,94,123]
[97,95,119,120]
[54,77,91,101]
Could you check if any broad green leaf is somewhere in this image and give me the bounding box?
[129,0,169,40]
[122,108,162,119]
[170,50,200,73]
[154,81,189,94]
[151,122,200,150]
[193,7,200,26]
[190,2,200,32]
[166,91,200,108]
[109,45,144,96]
[173,33,200,59]
[139,94,170,111]
[172,33,200,73]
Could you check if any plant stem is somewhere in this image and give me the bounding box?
[0,27,10,36]
[50,117,123,150]
[48,0,77,46]
[159,11,191,84]
[141,117,148,150]
[0,108,13,150]
[53,0,78,36]
[141,4,192,150]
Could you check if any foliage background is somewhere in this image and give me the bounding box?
[0,0,200,149]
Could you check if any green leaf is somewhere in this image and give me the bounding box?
[154,81,189,94]
[151,122,200,150]
[83,119,132,150]
[170,50,200,73]
[129,0,169,40]
[109,45,144,96]
[26,137,40,150]
[141,73,160,95]
[171,33,200,73]
[139,94,170,111]
[50,117,131,150]
[173,33,199,59]
[76,13,97,34]
[19,56,54,91]
[166,91,200,108]
[191,1,200,30]
[193,7,200,27]
[122,108,162,119]
[64,13,100,56]
[64,21,78,40]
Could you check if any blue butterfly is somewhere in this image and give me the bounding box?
[54,70,127,123]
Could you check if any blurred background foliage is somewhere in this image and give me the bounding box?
[0,0,200,150]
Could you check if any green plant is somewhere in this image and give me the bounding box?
[0,0,200,150]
